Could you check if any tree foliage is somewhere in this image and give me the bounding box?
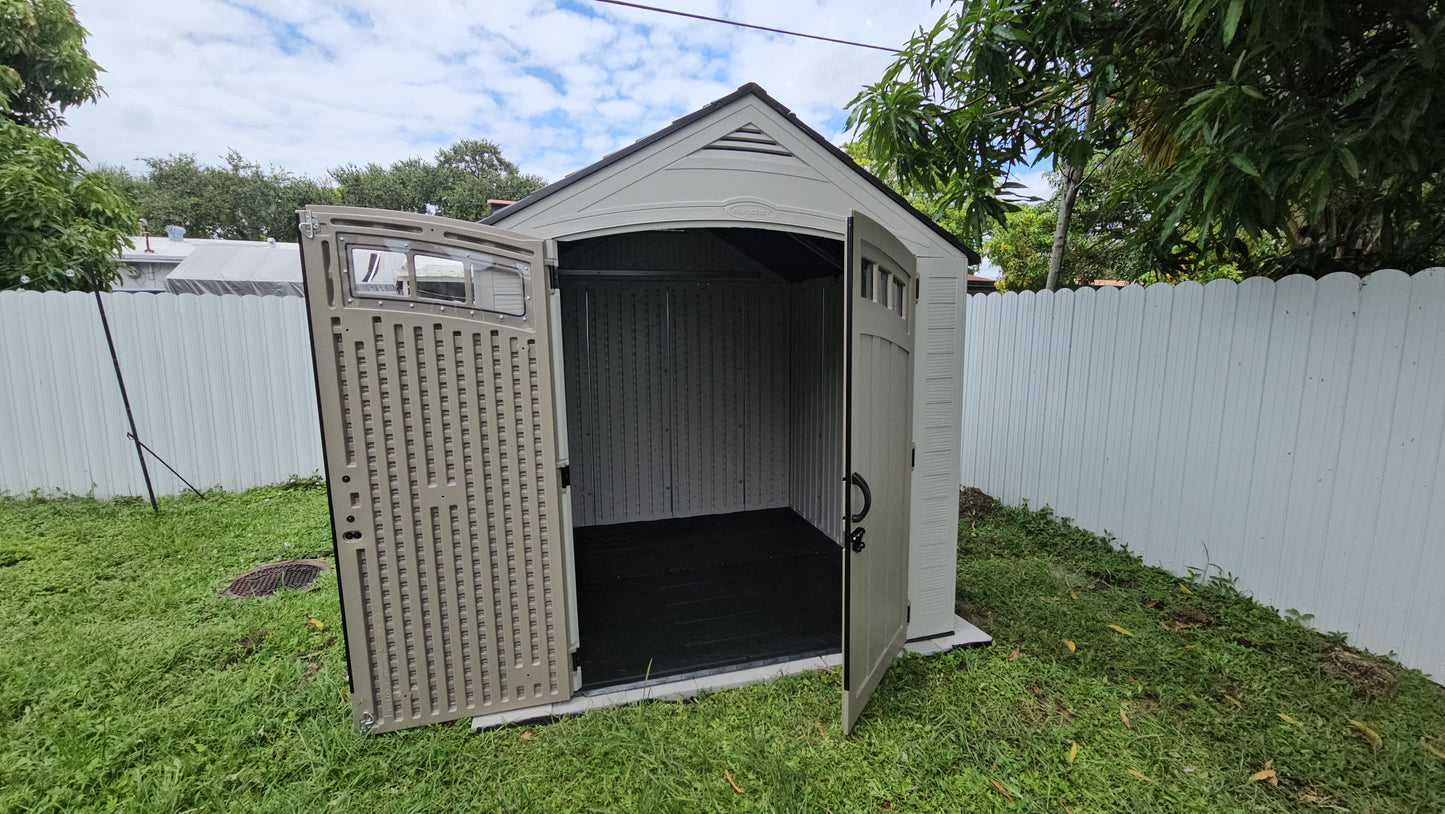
[0,120,132,291]
[0,0,131,292]
[100,152,336,243]
[331,139,545,222]
[850,0,1445,278]
[104,139,547,244]
[0,0,100,130]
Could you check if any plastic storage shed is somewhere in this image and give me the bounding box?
[299,83,977,735]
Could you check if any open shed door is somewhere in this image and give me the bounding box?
[842,211,915,735]
[299,206,573,734]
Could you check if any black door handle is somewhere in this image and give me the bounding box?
[848,472,872,523]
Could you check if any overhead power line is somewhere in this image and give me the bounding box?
[589,0,897,53]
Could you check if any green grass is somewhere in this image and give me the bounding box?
[0,484,1441,813]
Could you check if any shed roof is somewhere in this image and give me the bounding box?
[484,83,979,265]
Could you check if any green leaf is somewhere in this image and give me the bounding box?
[1222,0,1244,46]
[1337,147,1360,179]
[1229,154,1260,178]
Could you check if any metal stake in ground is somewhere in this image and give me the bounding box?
[94,292,158,513]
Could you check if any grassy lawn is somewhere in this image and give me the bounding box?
[0,483,1441,813]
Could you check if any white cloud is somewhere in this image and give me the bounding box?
[63,0,947,185]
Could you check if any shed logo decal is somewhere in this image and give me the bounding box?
[725,201,778,221]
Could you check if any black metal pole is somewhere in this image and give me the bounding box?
[94,292,159,513]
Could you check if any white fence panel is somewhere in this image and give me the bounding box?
[961,269,1445,680]
[0,291,322,499]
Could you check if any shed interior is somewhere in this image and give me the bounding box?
[556,228,848,689]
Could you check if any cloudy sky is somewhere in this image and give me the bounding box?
[62,0,1050,206]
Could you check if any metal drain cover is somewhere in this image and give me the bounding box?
[222,559,330,598]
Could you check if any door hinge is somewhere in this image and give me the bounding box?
[559,464,571,489]
[298,209,319,239]
[547,265,560,291]
[911,445,916,469]
[915,277,920,300]
[907,603,911,623]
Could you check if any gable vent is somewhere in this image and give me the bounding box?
[700,125,793,157]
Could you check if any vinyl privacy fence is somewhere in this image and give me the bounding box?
[962,269,1445,680]
[4,275,1442,678]
[0,291,322,499]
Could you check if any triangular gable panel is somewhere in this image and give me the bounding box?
[487,85,975,263]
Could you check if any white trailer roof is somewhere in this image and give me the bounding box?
[164,243,303,297]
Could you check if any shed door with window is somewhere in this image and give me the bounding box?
[299,206,571,734]
[842,211,916,735]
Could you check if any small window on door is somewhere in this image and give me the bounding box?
[411,255,468,303]
[877,268,891,309]
[350,247,408,295]
[473,260,526,316]
[891,277,906,318]
[860,259,875,300]
[347,244,527,316]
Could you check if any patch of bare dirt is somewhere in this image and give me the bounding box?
[1169,605,1217,629]
[959,487,999,520]
[1321,647,1397,697]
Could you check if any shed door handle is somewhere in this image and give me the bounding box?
[848,472,872,523]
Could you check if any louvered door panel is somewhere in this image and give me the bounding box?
[300,206,571,734]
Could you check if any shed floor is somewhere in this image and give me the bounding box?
[573,508,842,690]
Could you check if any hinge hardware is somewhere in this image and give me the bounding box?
[547,264,560,291]
[559,464,571,489]
[299,210,319,239]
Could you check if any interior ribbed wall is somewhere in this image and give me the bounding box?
[788,277,844,543]
[560,279,792,526]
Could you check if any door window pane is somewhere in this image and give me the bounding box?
[473,261,526,315]
[860,259,875,299]
[411,255,468,303]
[350,248,408,294]
[892,277,906,317]
[877,269,891,308]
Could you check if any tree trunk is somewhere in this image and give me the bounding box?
[1047,164,1084,291]
[1047,99,1096,292]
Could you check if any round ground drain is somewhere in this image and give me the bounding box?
[222,559,330,598]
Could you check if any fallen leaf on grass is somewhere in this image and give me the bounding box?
[1250,760,1278,786]
[1278,713,1302,726]
[1067,740,1079,764]
[1349,720,1382,750]
[817,724,826,739]
[987,778,1013,804]
[1107,625,1134,637]
[1064,807,1074,814]
[724,768,744,794]
[1070,590,1078,600]
[1120,706,1132,729]
[1127,769,1153,783]
[1007,646,1021,662]
[1179,583,1193,596]
[1064,639,1076,652]
[1223,694,1243,708]
[816,664,838,674]
[306,618,324,629]
[1145,599,1159,608]
[519,731,533,740]
[1423,738,1445,761]
[1040,596,1058,603]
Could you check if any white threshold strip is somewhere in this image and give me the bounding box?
[472,615,991,730]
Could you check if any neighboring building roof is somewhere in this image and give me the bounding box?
[484,83,980,265]
[122,235,282,264]
[164,242,302,297]
[967,273,998,293]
